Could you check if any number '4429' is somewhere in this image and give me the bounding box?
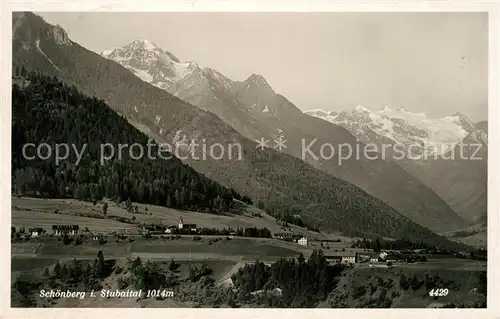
[429,288,449,297]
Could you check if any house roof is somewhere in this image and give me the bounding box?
[326,252,357,258]
[386,254,406,260]
[326,255,342,260]
[52,225,79,230]
[274,232,294,237]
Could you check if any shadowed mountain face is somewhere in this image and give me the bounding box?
[402,126,487,224]
[12,12,469,250]
[101,38,466,233]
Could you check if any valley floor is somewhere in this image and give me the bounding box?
[10,197,487,308]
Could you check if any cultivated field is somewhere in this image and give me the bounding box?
[11,197,342,241]
[11,196,319,270]
[12,197,135,233]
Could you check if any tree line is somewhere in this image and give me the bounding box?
[12,72,251,213]
[230,249,344,307]
[351,237,434,252]
[196,226,272,238]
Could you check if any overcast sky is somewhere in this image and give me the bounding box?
[38,12,488,121]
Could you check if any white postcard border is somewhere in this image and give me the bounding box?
[1,1,498,318]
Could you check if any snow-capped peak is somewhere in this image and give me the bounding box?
[121,39,163,53]
[304,109,339,123]
[464,128,488,146]
[135,39,157,50]
[101,49,114,57]
[102,39,180,63]
[306,104,476,159]
[244,73,273,90]
[186,60,202,69]
[246,73,267,83]
[304,109,337,117]
[449,112,476,133]
[101,39,203,90]
[355,105,371,113]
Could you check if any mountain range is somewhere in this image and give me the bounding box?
[11,12,473,249]
[101,39,468,233]
[305,106,488,223]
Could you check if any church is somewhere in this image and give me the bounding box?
[178,216,197,232]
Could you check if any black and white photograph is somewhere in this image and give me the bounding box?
[3,2,497,314]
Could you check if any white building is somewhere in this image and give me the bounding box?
[165,226,177,234]
[379,251,388,261]
[178,216,184,230]
[298,237,308,246]
[29,227,43,237]
[341,254,356,264]
[326,252,357,264]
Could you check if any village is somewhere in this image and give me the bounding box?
[12,212,447,269]
[11,196,487,278]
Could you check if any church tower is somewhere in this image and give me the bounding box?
[178,216,184,229]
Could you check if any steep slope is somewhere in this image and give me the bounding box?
[11,72,242,212]
[404,128,488,223]
[102,40,466,233]
[12,12,467,249]
[232,86,466,232]
[443,221,487,249]
[306,106,487,223]
[103,41,279,141]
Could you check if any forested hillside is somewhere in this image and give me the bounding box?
[12,72,242,213]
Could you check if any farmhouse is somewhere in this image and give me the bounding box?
[183,224,197,232]
[340,252,357,264]
[378,251,388,261]
[359,252,379,263]
[274,232,295,241]
[29,227,43,237]
[52,225,79,236]
[413,249,427,254]
[298,237,308,246]
[142,224,164,235]
[325,252,358,264]
[325,255,342,264]
[164,225,177,234]
[385,253,407,263]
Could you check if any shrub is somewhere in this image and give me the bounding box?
[352,285,367,299]
[62,235,72,245]
[168,259,179,271]
[74,237,83,245]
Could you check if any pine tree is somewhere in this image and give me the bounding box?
[102,203,108,217]
[96,250,105,277]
